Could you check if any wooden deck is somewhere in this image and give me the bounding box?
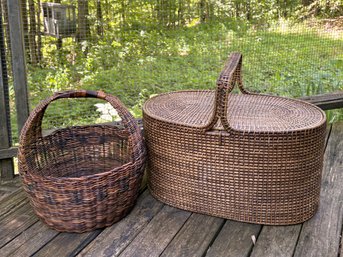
[0,122,342,257]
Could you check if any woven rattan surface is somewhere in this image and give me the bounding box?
[18,90,146,233]
[144,92,325,132]
[143,52,326,225]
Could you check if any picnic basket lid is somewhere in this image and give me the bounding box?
[144,54,326,133]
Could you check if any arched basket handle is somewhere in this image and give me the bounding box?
[205,52,252,132]
[19,90,144,161]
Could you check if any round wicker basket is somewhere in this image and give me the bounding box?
[18,90,146,232]
[143,53,326,225]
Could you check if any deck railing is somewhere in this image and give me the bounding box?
[0,0,29,179]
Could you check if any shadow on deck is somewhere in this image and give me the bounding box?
[0,122,342,257]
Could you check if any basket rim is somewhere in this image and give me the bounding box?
[143,90,327,134]
[41,123,129,137]
[19,124,146,182]
[19,155,145,183]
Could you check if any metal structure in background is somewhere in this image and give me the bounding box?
[42,3,76,38]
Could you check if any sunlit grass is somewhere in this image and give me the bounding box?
[18,18,343,144]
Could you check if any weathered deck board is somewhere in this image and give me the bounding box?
[0,189,27,219]
[32,230,102,257]
[0,177,21,201]
[205,221,261,257]
[250,225,301,257]
[0,221,58,256]
[0,203,38,248]
[160,213,224,257]
[119,205,191,257]
[78,190,164,257]
[293,122,343,257]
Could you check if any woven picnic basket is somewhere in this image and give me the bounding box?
[143,53,327,225]
[18,90,146,232]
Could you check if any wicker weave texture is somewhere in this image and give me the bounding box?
[18,90,146,233]
[143,53,326,225]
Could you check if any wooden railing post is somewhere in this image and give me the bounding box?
[7,0,30,136]
[0,3,14,179]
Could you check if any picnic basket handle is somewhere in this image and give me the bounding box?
[206,52,251,132]
[19,90,144,160]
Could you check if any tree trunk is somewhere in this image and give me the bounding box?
[302,0,313,6]
[163,0,167,26]
[96,0,103,36]
[36,0,42,62]
[187,0,191,23]
[155,0,160,24]
[77,0,90,42]
[104,0,109,31]
[121,0,126,28]
[207,1,214,21]
[1,0,11,71]
[246,0,251,20]
[169,0,172,27]
[235,0,240,18]
[178,0,185,26]
[1,0,9,49]
[278,0,289,18]
[169,0,175,27]
[199,0,206,23]
[157,0,166,26]
[28,0,38,65]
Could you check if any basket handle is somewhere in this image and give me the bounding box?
[206,52,251,132]
[19,90,144,161]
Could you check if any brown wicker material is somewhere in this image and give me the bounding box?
[143,53,326,225]
[18,90,146,233]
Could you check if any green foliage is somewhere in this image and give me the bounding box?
[6,1,343,146]
[24,17,342,138]
[297,0,343,18]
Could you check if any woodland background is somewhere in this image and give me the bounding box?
[1,0,342,140]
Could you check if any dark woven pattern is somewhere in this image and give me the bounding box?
[18,90,146,233]
[143,53,327,225]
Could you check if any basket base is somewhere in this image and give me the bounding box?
[34,199,136,233]
[148,187,318,226]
